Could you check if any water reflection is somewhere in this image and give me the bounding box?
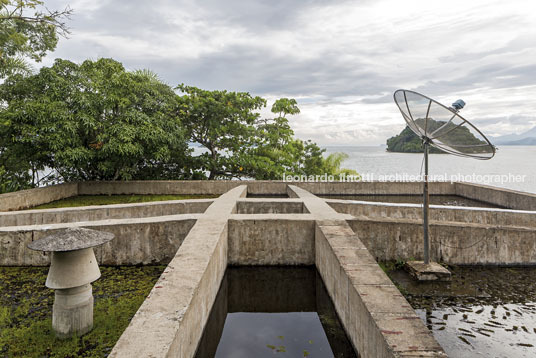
[389,266,536,358]
[195,266,358,358]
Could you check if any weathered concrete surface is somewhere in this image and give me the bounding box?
[0,183,78,211]
[328,199,536,228]
[228,215,316,265]
[235,198,306,214]
[0,199,212,227]
[290,185,446,358]
[349,216,536,265]
[0,215,199,266]
[3,180,536,212]
[455,182,536,210]
[109,185,246,358]
[28,227,114,252]
[405,261,452,281]
[53,284,93,339]
[78,180,287,196]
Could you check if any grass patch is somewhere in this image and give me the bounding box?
[30,194,218,210]
[0,265,165,357]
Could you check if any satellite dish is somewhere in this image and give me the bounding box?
[393,89,496,265]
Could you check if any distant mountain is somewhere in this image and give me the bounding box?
[386,118,486,153]
[492,126,536,145]
[501,137,536,145]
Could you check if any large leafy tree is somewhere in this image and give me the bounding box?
[177,84,266,179]
[0,0,72,77]
[0,58,192,189]
[177,89,355,180]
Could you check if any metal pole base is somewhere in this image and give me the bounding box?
[52,284,93,338]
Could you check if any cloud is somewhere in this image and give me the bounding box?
[43,0,536,145]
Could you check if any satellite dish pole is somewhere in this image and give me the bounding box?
[423,137,430,264]
[393,90,494,280]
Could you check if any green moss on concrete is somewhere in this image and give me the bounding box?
[30,194,218,209]
[0,265,165,357]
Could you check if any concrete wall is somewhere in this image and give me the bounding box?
[0,215,199,266]
[3,180,536,212]
[349,217,536,265]
[328,200,536,228]
[289,185,446,357]
[0,183,78,211]
[455,182,536,211]
[0,199,212,227]
[228,215,315,265]
[235,199,306,214]
[109,185,247,358]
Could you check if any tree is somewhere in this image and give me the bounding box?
[0,0,72,78]
[177,84,266,179]
[0,58,192,190]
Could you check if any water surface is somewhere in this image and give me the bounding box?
[195,266,357,358]
[388,266,536,358]
[325,146,536,194]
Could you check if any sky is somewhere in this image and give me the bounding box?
[41,0,536,146]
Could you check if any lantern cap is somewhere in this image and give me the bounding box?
[28,227,114,252]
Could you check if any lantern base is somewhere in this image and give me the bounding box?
[52,284,93,338]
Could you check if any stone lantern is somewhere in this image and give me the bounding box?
[28,227,114,338]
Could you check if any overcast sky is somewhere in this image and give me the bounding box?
[42,0,536,145]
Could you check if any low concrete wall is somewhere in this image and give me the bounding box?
[0,199,212,227]
[4,180,535,212]
[78,180,457,196]
[328,200,536,228]
[109,185,247,358]
[0,215,199,266]
[235,199,306,214]
[0,183,78,211]
[228,215,315,265]
[78,180,288,196]
[289,185,445,357]
[349,217,536,265]
[455,182,536,210]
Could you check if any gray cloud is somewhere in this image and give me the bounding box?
[42,0,536,144]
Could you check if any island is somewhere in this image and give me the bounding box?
[386,118,486,153]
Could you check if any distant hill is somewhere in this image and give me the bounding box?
[386,118,486,153]
[501,137,536,145]
[492,126,536,145]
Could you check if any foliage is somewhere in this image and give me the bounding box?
[0,265,165,357]
[386,118,485,153]
[0,0,72,78]
[30,194,219,209]
[322,152,360,180]
[0,58,193,188]
[177,84,267,179]
[178,90,357,180]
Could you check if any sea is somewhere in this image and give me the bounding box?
[323,145,536,194]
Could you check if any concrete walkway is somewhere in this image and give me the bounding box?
[107,185,445,357]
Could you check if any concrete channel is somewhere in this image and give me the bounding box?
[1,181,536,357]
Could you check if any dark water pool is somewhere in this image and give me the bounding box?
[319,194,503,208]
[194,266,358,358]
[388,266,536,358]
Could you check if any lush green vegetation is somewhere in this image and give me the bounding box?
[0,1,357,193]
[0,59,356,192]
[386,118,486,153]
[29,194,218,209]
[0,0,71,78]
[0,265,165,357]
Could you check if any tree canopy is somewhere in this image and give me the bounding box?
[0,58,192,190]
[0,59,357,192]
[0,0,72,78]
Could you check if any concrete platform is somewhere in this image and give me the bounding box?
[405,261,452,281]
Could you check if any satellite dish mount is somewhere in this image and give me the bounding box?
[394,89,495,267]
